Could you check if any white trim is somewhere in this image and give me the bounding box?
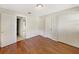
[25,30,56,41]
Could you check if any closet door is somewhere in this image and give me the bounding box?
[51,15,58,40]
[1,13,16,47]
[45,15,53,38]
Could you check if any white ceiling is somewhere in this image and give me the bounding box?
[0,4,78,16]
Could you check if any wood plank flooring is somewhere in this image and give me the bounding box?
[0,35,79,54]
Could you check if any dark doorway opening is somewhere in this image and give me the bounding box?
[17,17,20,36]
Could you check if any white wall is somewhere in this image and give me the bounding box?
[57,9,79,48]
[40,7,79,48]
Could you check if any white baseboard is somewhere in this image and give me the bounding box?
[25,30,39,39]
[25,30,56,41]
[1,40,17,47]
[0,30,55,48]
[40,32,56,40]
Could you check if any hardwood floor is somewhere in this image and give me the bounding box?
[0,35,79,54]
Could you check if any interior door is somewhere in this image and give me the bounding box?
[45,15,53,38]
[1,13,16,47]
[51,15,58,40]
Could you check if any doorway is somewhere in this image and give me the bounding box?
[17,16,26,41]
[17,17,20,36]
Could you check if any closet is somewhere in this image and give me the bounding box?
[0,13,16,47]
[40,14,58,40]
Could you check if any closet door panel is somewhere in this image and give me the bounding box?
[45,15,53,38]
[51,15,58,39]
[1,13,16,47]
[45,16,52,34]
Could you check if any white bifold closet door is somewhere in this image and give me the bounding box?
[44,15,58,40]
[1,13,16,47]
[44,15,53,39]
[58,13,79,47]
[45,15,52,35]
